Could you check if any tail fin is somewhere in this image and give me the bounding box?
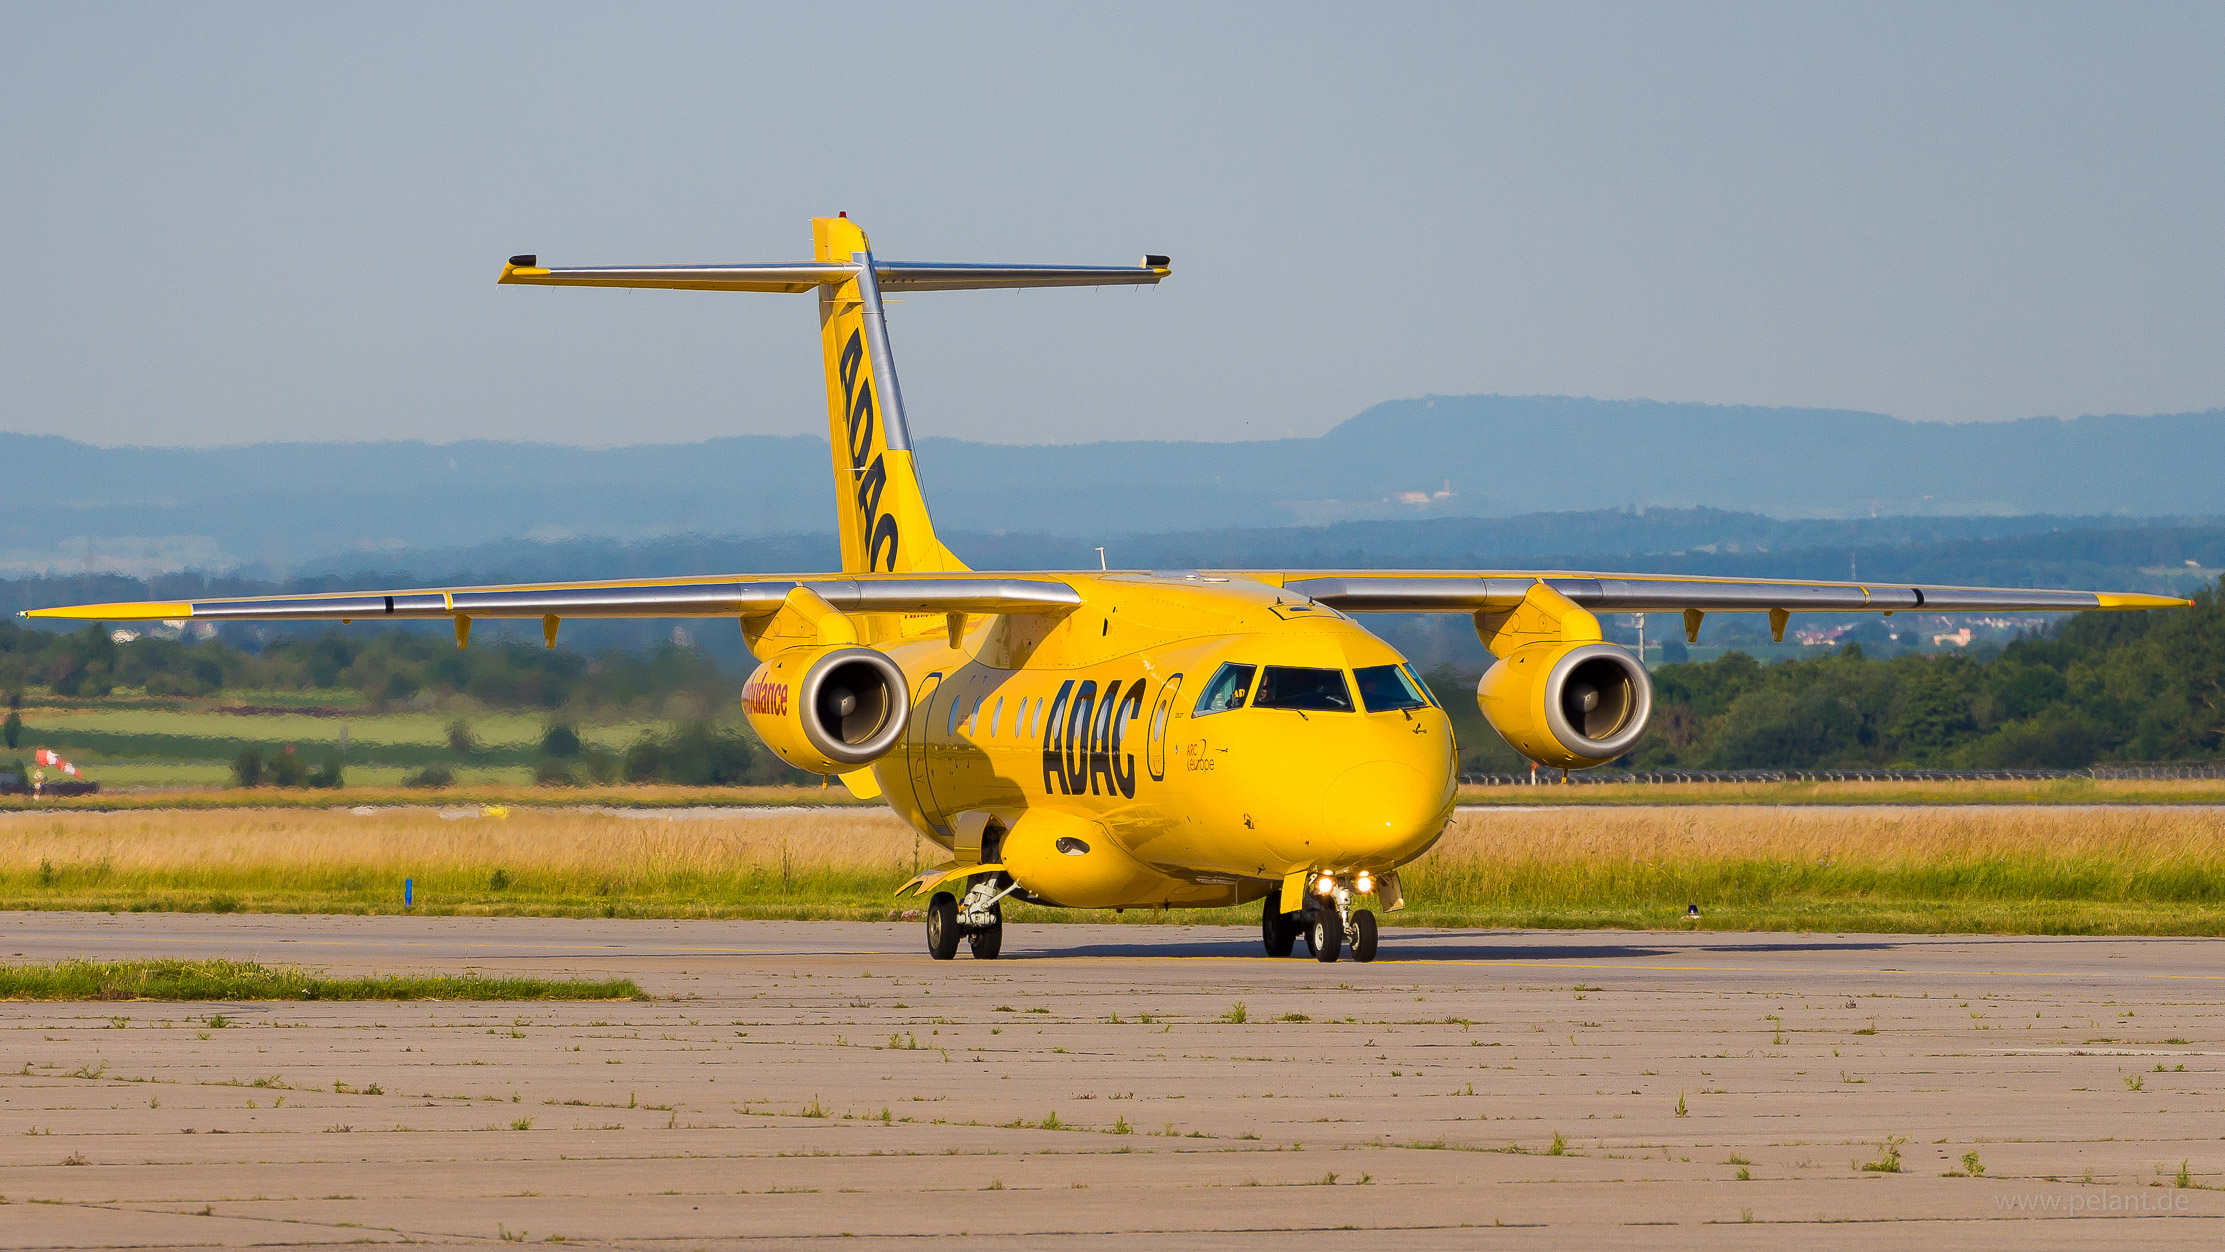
[497,219,1170,576]
[812,216,963,575]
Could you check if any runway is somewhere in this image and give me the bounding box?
[3,914,2221,1248]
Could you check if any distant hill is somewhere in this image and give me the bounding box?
[4,395,2224,575]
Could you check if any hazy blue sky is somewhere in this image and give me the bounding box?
[3,2,2220,448]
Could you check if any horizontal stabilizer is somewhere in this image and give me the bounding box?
[499,258,1171,293]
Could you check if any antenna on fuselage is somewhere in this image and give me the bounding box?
[1095,547,1107,571]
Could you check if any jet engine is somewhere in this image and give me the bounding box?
[741,645,910,776]
[1475,641,1652,770]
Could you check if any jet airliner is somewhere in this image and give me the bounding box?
[27,216,2188,962]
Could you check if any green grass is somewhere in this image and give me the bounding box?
[3,705,661,772]
[0,958,646,1001]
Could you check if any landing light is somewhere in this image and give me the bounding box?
[1355,871,1374,894]
[1315,875,1336,896]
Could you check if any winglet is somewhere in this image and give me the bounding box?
[498,254,551,283]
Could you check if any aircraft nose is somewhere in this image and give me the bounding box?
[1321,759,1446,862]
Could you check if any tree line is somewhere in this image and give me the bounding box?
[0,620,737,713]
[1431,577,2225,774]
[7,578,2223,778]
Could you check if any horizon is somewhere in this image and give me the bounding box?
[9,391,2225,453]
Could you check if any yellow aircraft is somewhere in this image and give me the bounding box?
[26,216,2189,963]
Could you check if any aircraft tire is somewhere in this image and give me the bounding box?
[1261,890,1297,957]
[968,904,1004,959]
[926,893,960,960]
[1311,910,1343,963]
[1351,909,1379,963]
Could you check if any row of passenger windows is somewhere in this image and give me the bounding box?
[946,692,1049,740]
[1194,662,1432,716]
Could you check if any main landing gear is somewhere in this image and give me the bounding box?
[1261,879,1378,964]
[927,875,1015,960]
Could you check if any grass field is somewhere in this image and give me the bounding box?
[4,803,2224,935]
[10,775,2225,813]
[0,783,873,812]
[0,958,645,1001]
[1,702,668,786]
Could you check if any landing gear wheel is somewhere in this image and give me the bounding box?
[1261,889,1297,957]
[1351,909,1378,963]
[1311,909,1344,963]
[968,903,1004,960]
[925,892,960,960]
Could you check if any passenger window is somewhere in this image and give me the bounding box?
[1193,663,1256,716]
[990,696,1003,737]
[1252,665,1354,712]
[1354,663,1430,712]
[947,695,966,736]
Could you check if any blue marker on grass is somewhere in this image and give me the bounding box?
[404,878,413,910]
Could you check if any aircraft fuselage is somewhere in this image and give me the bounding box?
[870,571,1459,910]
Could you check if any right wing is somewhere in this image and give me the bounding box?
[1251,570,2189,615]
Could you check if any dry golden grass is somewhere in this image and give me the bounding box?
[1398,803,2225,933]
[1431,801,2225,866]
[4,801,2224,933]
[0,806,922,917]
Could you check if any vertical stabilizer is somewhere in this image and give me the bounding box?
[495,221,1169,583]
[813,216,967,576]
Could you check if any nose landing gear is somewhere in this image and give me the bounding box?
[1310,909,1343,962]
[1263,874,1380,963]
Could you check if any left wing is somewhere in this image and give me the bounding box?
[19,573,1082,623]
[1245,569,2187,617]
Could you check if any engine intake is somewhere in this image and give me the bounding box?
[1476,641,1652,770]
[742,645,910,775]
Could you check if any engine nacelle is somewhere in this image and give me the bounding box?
[741,645,910,776]
[1476,641,1652,770]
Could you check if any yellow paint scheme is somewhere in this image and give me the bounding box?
[2095,592,2194,609]
[812,216,966,586]
[851,572,1458,910]
[740,642,873,778]
[1475,640,1616,769]
[22,216,2196,927]
[1473,582,1599,658]
[21,601,192,622]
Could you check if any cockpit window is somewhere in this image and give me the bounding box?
[1405,665,1439,707]
[1193,663,1255,716]
[1354,663,1430,712]
[1252,665,1354,712]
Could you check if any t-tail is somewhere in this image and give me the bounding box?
[498,216,1171,576]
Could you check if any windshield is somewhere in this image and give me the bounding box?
[1354,663,1430,712]
[1252,665,1354,712]
[1193,663,1255,716]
